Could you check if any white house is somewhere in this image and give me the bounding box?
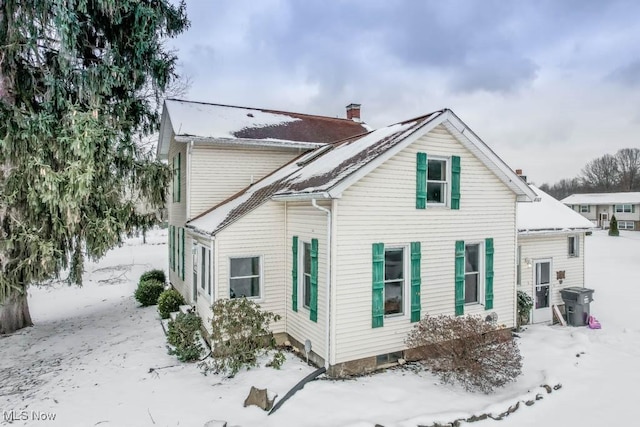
[562,192,640,230]
[518,186,594,324]
[156,99,369,313]
[176,107,537,376]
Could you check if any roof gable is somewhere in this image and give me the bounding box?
[187,108,537,236]
[157,99,370,159]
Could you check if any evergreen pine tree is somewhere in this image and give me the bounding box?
[0,1,189,333]
[609,215,620,236]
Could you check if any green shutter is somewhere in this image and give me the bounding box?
[292,236,298,312]
[310,238,319,322]
[172,156,177,203]
[176,228,181,277]
[485,238,494,310]
[180,228,185,280]
[633,205,636,213]
[451,156,461,210]
[169,226,175,271]
[177,152,181,203]
[454,240,465,316]
[410,242,422,322]
[372,243,385,328]
[416,152,427,209]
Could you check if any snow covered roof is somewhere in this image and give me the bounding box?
[518,186,595,234]
[157,99,370,159]
[188,109,537,236]
[561,192,640,205]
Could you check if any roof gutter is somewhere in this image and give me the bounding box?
[174,135,323,151]
[272,191,335,202]
[311,199,332,370]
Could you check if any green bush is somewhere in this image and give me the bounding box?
[140,269,166,284]
[609,215,620,236]
[167,312,203,362]
[517,290,534,328]
[158,289,186,319]
[201,298,283,376]
[134,279,165,306]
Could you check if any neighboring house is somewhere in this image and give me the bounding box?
[517,186,594,324]
[178,107,536,376]
[561,192,640,230]
[156,99,369,313]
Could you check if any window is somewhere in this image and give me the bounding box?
[427,159,447,204]
[619,221,635,230]
[230,257,260,298]
[194,244,212,296]
[568,235,579,257]
[384,248,405,316]
[416,153,460,209]
[615,204,632,213]
[464,243,481,304]
[302,242,312,309]
[580,205,590,213]
[172,153,181,203]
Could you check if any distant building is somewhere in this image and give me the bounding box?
[561,192,640,230]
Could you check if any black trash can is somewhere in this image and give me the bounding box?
[559,287,594,326]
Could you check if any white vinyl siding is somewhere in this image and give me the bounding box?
[286,202,329,363]
[167,139,188,299]
[189,145,301,218]
[213,201,287,333]
[518,233,586,309]
[333,124,518,364]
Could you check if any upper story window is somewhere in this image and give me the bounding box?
[416,153,460,210]
[615,204,632,213]
[229,256,260,299]
[427,159,447,204]
[580,205,590,213]
[568,235,579,257]
[172,153,181,203]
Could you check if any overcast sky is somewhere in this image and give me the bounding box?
[169,0,640,185]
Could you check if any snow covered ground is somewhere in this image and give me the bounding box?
[1,229,638,426]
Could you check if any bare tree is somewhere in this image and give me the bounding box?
[616,148,640,191]
[581,154,620,192]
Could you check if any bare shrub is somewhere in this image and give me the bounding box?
[405,314,522,393]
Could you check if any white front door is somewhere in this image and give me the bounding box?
[532,260,552,323]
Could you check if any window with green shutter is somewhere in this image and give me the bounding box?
[372,243,385,328]
[451,156,460,210]
[310,238,318,322]
[454,240,465,316]
[416,152,427,209]
[485,238,494,310]
[169,226,175,272]
[410,242,421,322]
[292,236,298,312]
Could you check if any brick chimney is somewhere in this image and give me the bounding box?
[515,169,527,183]
[346,103,361,121]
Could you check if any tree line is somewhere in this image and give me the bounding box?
[538,148,640,200]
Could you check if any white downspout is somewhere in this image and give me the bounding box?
[311,199,331,370]
[186,141,194,220]
[210,237,215,306]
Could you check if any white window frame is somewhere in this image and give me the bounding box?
[229,256,262,300]
[195,244,212,297]
[383,245,409,318]
[426,156,451,207]
[615,204,632,213]
[516,245,522,286]
[580,205,590,213]
[464,241,485,305]
[619,220,635,230]
[568,235,579,258]
[299,241,312,310]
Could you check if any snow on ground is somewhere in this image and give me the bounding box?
[1,229,638,426]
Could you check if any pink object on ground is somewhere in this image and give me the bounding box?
[588,315,602,329]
